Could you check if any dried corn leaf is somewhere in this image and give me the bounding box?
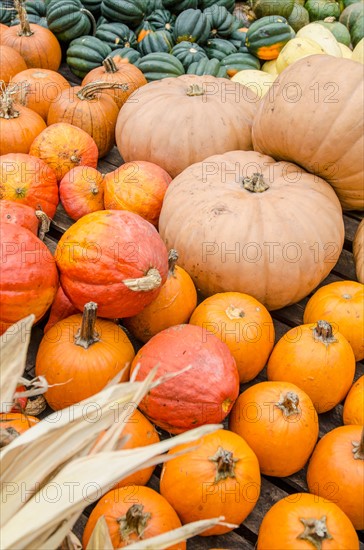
[86,516,113,550]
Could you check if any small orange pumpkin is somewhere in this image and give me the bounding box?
[123,249,197,343]
[267,320,356,413]
[304,281,364,361]
[307,425,364,530]
[0,44,27,85]
[0,413,39,447]
[59,166,104,221]
[229,381,319,477]
[343,375,364,426]
[0,200,39,234]
[189,292,275,383]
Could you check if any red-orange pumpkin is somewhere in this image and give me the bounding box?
[43,285,79,333]
[59,166,104,221]
[0,413,39,447]
[343,375,364,426]
[0,200,39,234]
[0,44,27,85]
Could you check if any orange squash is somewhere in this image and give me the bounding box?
[229,381,319,477]
[82,486,185,550]
[124,249,197,343]
[0,44,27,85]
[35,302,135,410]
[307,425,364,530]
[257,493,359,549]
[59,166,104,221]
[160,429,260,536]
[343,375,364,426]
[43,285,79,333]
[103,160,172,226]
[0,200,39,234]
[189,292,275,383]
[353,219,364,283]
[304,280,364,361]
[267,320,356,413]
[0,413,39,447]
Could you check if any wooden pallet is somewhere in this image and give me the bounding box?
[23,64,364,549]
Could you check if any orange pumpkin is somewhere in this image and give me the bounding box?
[304,281,364,361]
[353,219,364,283]
[307,425,364,530]
[257,493,359,549]
[103,160,172,226]
[123,249,197,343]
[10,68,70,120]
[29,122,99,182]
[343,375,364,425]
[82,56,147,109]
[0,153,59,218]
[35,302,135,410]
[189,292,275,383]
[0,44,27,85]
[0,413,39,447]
[59,166,104,221]
[160,429,260,536]
[229,381,319,477]
[267,320,356,413]
[82,486,185,550]
[0,200,39,234]
[43,285,79,333]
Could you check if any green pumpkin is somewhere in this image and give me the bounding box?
[204,37,237,59]
[145,9,176,33]
[339,1,363,28]
[138,29,174,54]
[101,0,147,26]
[246,15,295,60]
[81,0,102,14]
[66,35,112,78]
[136,52,185,80]
[0,5,15,25]
[173,8,211,44]
[96,22,137,49]
[220,52,261,76]
[343,0,361,6]
[252,0,295,18]
[316,16,351,43]
[305,0,341,20]
[171,40,207,68]
[199,0,235,13]
[97,15,109,26]
[47,0,97,41]
[187,57,227,76]
[111,47,142,64]
[204,5,240,38]
[230,28,249,50]
[287,4,310,30]
[350,12,364,45]
[162,0,198,14]
[11,0,48,28]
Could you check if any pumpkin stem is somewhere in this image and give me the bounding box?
[80,8,96,36]
[103,56,119,73]
[76,80,129,101]
[225,305,245,320]
[242,173,269,193]
[24,395,46,416]
[74,302,100,349]
[0,83,24,119]
[35,210,51,241]
[352,428,364,460]
[275,391,300,417]
[323,16,336,22]
[312,320,338,345]
[123,267,162,292]
[209,446,238,483]
[186,84,205,96]
[13,0,33,36]
[168,249,179,275]
[117,504,151,542]
[0,427,20,448]
[297,516,333,550]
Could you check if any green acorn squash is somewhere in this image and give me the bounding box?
[204,37,237,59]
[81,0,102,14]
[11,0,48,28]
[145,9,176,33]
[252,0,295,18]
[316,16,351,44]
[246,15,295,60]
[173,8,211,44]
[171,40,207,68]
[66,35,112,78]
[101,0,147,26]
[305,0,341,20]
[47,0,97,41]
[138,29,174,55]
[162,0,198,14]
[136,52,185,80]
[95,22,137,49]
[111,47,142,64]
[187,56,227,76]
[204,5,240,38]
[199,0,235,13]
[220,52,261,76]
[287,4,310,31]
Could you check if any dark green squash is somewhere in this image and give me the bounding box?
[101,0,147,26]
[229,28,248,49]
[136,52,185,80]
[187,57,227,76]
[135,20,154,41]
[173,8,211,44]
[305,0,341,21]
[252,0,295,18]
[204,5,240,38]
[111,47,142,64]
[339,1,363,27]
[246,15,294,60]
[81,0,102,14]
[162,0,198,14]
[203,37,238,59]
[316,16,351,44]
[220,52,261,76]
[138,29,174,54]
[66,35,112,78]
[11,0,48,28]
[0,4,16,25]
[145,8,176,33]
[145,0,164,13]
[95,22,137,49]
[97,15,109,26]
[199,0,235,13]
[171,40,207,68]
[47,0,97,41]
[350,12,364,46]
[343,0,361,6]
[287,4,310,31]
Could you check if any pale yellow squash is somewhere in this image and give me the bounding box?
[352,38,364,64]
[276,37,326,73]
[339,42,353,59]
[261,59,278,76]
[231,70,275,98]
[297,22,342,56]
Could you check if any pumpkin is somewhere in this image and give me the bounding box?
[0,84,47,156]
[124,249,197,342]
[158,151,344,311]
[229,381,319,476]
[135,52,185,81]
[203,37,237,59]
[10,69,70,120]
[186,56,227,76]
[103,160,171,227]
[81,56,147,109]
[287,3,310,31]
[204,5,239,38]
[275,36,326,72]
[55,209,169,319]
[252,55,364,210]
[138,29,174,55]
[305,0,341,20]
[303,281,364,361]
[171,41,208,70]
[245,16,295,60]
[145,8,176,33]
[220,52,261,76]
[189,292,274,383]
[173,8,211,44]
[231,69,276,98]
[29,122,99,182]
[296,22,343,56]
[0,44,27,85]
[307,425,364,530]
[101,0,147,26]
[343,375,364,426]
[44,285,79,333]
[0,200,39,234]
[0,413,39,447]
[316,16,351,45]
[256,493,359,549]
[353,219,364,282]
[0,153,59,218]
[36,302,135,410]
[129,324,239,433]
[267,320,356,413]
[160,429,261,536]
[261,59,278,74]
[252,0,295,18]
[83,486,185,549]
[66,35,112,79]
[0,222,58,335]
[116,75,258,179]
[59,166,104,221]
[47,0,97,42]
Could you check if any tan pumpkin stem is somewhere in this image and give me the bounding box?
[103,57,119,73]
[80,8,96,37]
[186,84,205,96]
[225,305,245,320]
[275,391,300,417]
[35,210,51,241]
[168,249,179,275]
[74,302,100,349]
[13,0,33,36]
[242,173,269,193]
[123,268,162,292]
[312,320,338,345]
[0,84,22,119]
[76,80,129,101]
[209,446,238,483]
[352,429,364,460]
[117,504,151,542]
[297,516,333,550]
[0,427,20,448]
[324,16,336,22]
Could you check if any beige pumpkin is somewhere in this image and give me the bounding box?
[261,59,278,76]
[352,38,364,64]
[353,219,364,283]
[339,42,353,59]
[296,23,342,56]
[231,70,275,98]
[158,150,344,311]
[276,37,326,73]
[115,74,258,178]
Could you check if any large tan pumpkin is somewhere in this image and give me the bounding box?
[353,219,364,283]
[115,75,258,178]
[252,55,363,211]
[158,150,344,311]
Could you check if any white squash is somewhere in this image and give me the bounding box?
[352,38,364,64]
[297,22,342,57]
[339,42,353,59]
[231,70,276,98]
[262,60,279,76]
[276,37,326,73]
